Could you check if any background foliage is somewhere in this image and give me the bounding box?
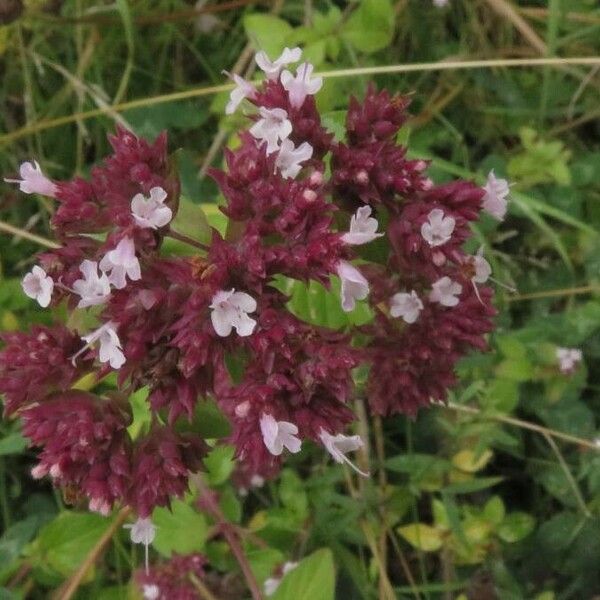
[1,0,600,598]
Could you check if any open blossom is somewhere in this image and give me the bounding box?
[471,247,492,283]
[225,73,256,115]
[319,429,368,477]
[142,584,160,600]
[341,206,384,245]
[433,0,449,6]
[4,161,58,197]
[81,322,126,369]
[420,208,455,246]
[280,62,323,109]
[264,561,298,596]
[99,237,141,289]
[260,414,302,456]
[22,266,53,308]
[73,260,111,308]
[210,289,257,337]
[556,347,583,374]
[249,107,293,155]
[125,517,157,573]
[390,290,423,324]
[274,139,313,179]
[337,260,369,312]
[131,187,172,230]
[430,277,462,307]
[482,170,510,220]
[255,47,301,80]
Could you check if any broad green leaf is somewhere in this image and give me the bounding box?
[152,500,208,557]
[272,548,335,600]
[243,15,292,57]
[203,445,235,486]
[342,0,395,54]
[36,512,111,577]
[397,523,444,552]
[483,496,506,526]
[497,512,535,543]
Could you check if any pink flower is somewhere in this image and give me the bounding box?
[249,107,293,155]
[4,161,58,197]
[280,62,323,109]
[429,276,462,307]
[260,414,302,456]
[210,289,257,337]
[341,206,384,245]
[72,260,111,308]
[275,139,313,179]
[131,187,172,229]
[319,429,368,477]
[390,291,423,323]
[482,170,510,220]
[255,47,302,80]
[22,266,53,308]
[420,208,455,246]
[556,347,583,374]
[225,73,257,115]
[336,261,369,312]
[99,236,142,289]
[80,322,126,369]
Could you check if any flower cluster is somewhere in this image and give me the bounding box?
[1,47,508,550]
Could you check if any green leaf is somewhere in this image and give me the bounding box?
[443,476,503,495]
[483,496,506,526]
[0,432,27,456]
[278,469,308,518]
[342,0,395,54]
[497,512,535,543]
[272,548,335,600]
[243,14,293,57]
[152,500,208,557]
[397,523,444,552]
[127,387,151,440]
[203,445,236,486]
[35,512,111,577]
[192,399,231,439]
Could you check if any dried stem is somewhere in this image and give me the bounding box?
[0,220,60,249]
[193,475,263,600]
[54,506,131,600]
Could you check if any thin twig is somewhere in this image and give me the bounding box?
[507,284,600,302]
[541,431,592,519]
[0,220,60,249]
[54,507,131,600]
[444,402,599,451]
[193,476,263,600]
[3,57,600,146]
[189,572,221,600]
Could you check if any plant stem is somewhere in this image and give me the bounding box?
[193,475,264,600]
[166,228,209,251]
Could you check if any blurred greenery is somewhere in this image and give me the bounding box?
[1,0,600,598]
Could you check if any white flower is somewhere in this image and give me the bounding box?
[131,187,172,230]
[264,561,298,596]
[433,0,449,6]
[341,206,384,245]
[420,208,455,247]
[274,139,313,179]
[255,47,302,80]
[336,260,369,312]
[429,276,462,307]
[142,584,160,600]
[81,322,126,369]
[73,260,111,308]
[249,107,293,155]
[124,517,156,574]
[22,266,53,308]
[390,290,424,324]
[88,497,111,516]
[280,62,323,109]
[556,347,583,374]
[260,413,302,456]
[210,289,257,337]
[482,170,510,221]
[224,72,257,115]
[4,161,58,197]
[99,237,141,289]
[319,429,368,477]
[471,247,492,284]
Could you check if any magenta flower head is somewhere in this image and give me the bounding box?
[1,46,505,529]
